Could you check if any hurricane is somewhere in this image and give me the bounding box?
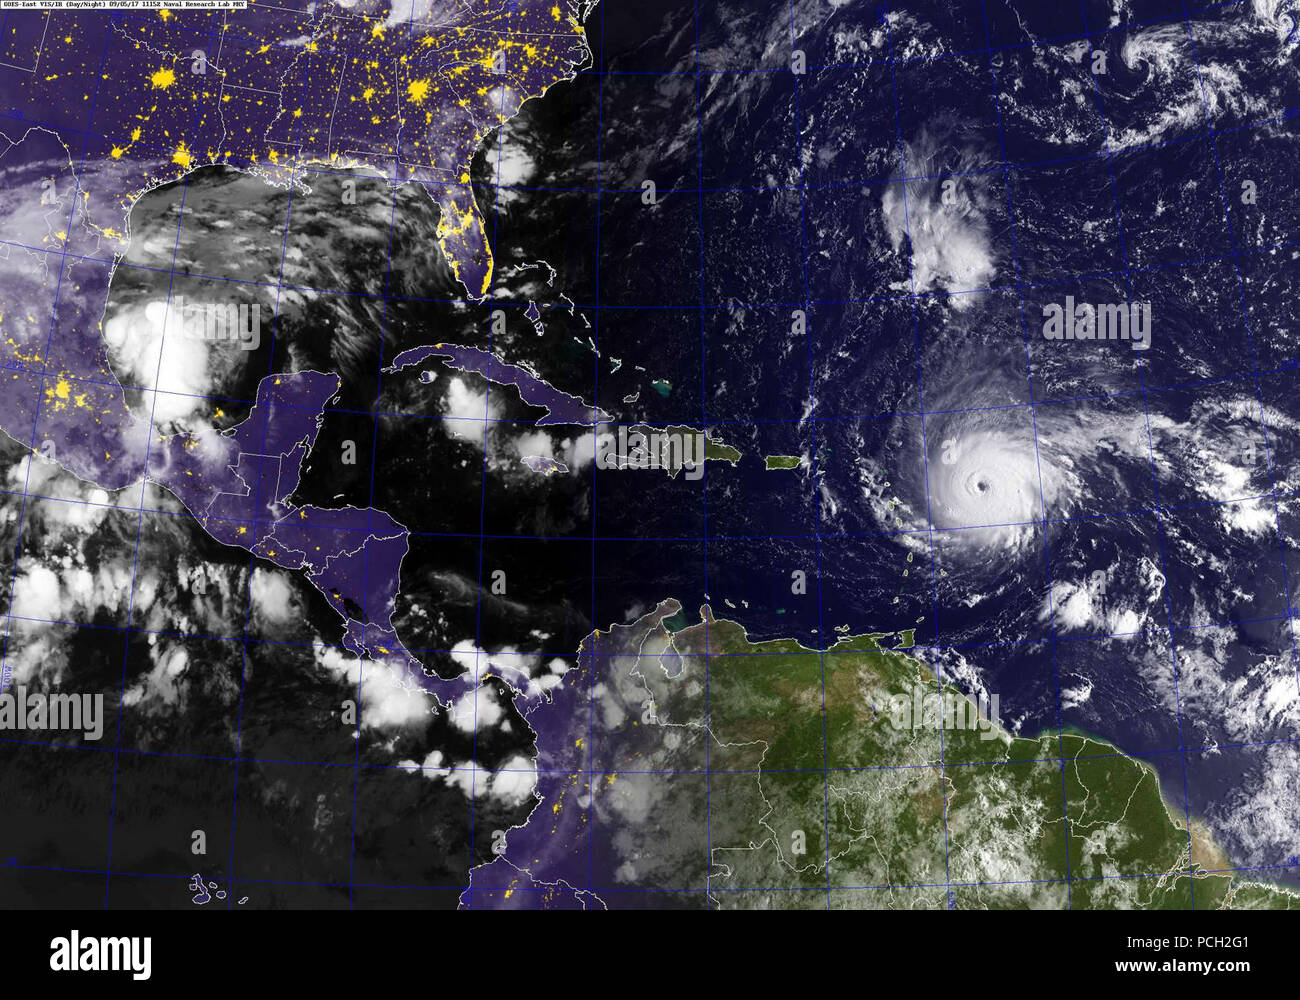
[928,423,1048,551]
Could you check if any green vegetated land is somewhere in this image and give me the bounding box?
[644,425,740,469]
[635,609,1297,909]
[704,437,742,465]
[764,454,803,470]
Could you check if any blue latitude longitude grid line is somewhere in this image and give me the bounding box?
[71,8,260,908]
[980,0,1076,908]
[1,467,1300,548]
[0,0,1294,905]
[340,0,428,912]
[0,0,1276,209]
[0,852,1298,896]
[5,474,1300,553]
[1078,0,1200,904]
[1,714,1299,772]
[694,0,715,910]
[466,0,517,911]
[585,0,605,907]
[340,136,393,908]
[788,0,835,910]
[7,357,1300,441]
[880,0,959,908]
[0,13,127,907]
[223,0,326,910]
[4,588,1300,657]
[86,0,1236,85]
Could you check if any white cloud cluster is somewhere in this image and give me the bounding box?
[447,638,569,703]
[315,645,435,730]
[400,751,537,807]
